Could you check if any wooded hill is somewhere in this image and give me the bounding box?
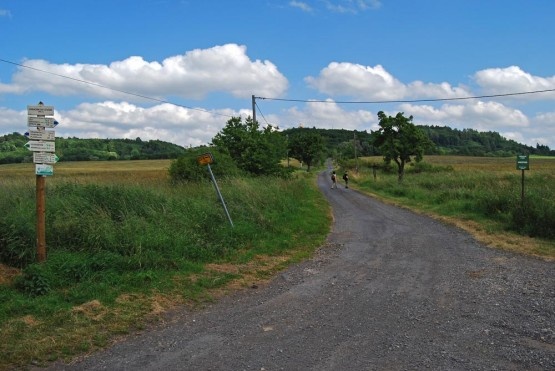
[0,125,552,164]
[0,133,187,164]
[284,125,553,157]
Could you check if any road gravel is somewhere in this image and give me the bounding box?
[49,170,555,370]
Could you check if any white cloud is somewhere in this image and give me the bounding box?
[306,62,406,100]
[306,62,472,102]
[323,0,381,13]
[0,9,12,17]
[6,44,288,101]
[406,81,471,100]
[289,1,313,12]
[45,101,241,147]
[474,66,555,100]
[280,100,377,131]
[399,101,529,131]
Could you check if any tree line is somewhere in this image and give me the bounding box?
[0,118,552,167]
[0,133,187,164]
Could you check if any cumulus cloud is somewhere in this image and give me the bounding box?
[43,101,243,147]
[6,44,288,101]
[474,66,555,100]
[306,62,407,100]
[306,62,473,102]
[399,101,529,131]
[279,99,377,131]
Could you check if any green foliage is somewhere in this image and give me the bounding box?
[372,111,434,182]
[212,117,290,177]
[287,128,326,171]
[168,147,241,182]
[354,161,555,242]
[0,172,331,367]
[0,185,36,266]
[14,264,51,297]
[0,134,187,164]
[419,126,554,157]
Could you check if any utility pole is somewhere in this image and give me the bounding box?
[252,95,256,124]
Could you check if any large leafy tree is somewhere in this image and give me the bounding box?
[372,111,433,182]
[211,116,288,176]
[288,128,325,171]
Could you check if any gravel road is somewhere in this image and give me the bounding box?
[50,170,555,370]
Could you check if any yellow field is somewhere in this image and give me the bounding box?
[360,155,555,173]
[0,160,173,185]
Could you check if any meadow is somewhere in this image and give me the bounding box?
[347,155,555,258]
[0,160,330,368]
[0,155,554,368]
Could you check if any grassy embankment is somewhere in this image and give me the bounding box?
[0,160,330,368]
[344,155,555,259]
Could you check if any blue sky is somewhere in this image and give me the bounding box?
[1,0,555,149]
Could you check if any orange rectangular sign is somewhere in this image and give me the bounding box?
[197,153,214,165]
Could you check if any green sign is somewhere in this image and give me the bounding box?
[35,164,54,176]
[516,155,529,170]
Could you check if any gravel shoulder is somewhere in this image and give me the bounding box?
[49,171,555,370]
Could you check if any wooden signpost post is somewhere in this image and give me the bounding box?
[25,102,59,262]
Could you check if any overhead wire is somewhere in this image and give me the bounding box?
[255,88,555,105]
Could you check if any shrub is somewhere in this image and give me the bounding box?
[168,147,241,182]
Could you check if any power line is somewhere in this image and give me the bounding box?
[0,58,235,118]
[256,88,555,105]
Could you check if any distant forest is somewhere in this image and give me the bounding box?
[0,133,187,164]
[285,125,553,158]
[0,125,552,165]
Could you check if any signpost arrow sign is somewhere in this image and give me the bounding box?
[28,116,59,128]
[33,153,59,164]
[24,141,55,152]
[25,130,56,141]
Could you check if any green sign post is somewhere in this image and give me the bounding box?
[516,155,529,206]
[516,155,529,170]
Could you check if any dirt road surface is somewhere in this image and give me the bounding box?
[51,171,555,370]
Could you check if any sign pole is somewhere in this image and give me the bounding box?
[26,102,59,262]
[197,153,234,228]
[207,164,234,228]
[521,169,525,207]
[516,154,529,208]
[36,175,46,262]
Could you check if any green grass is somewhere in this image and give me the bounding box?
[0,162,330,368]
[349,156,555,258]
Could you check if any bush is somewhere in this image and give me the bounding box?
[14,264,51,297]
[168,147,241,182]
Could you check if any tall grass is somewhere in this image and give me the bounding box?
[351,156,555,251]
[0,162,330,368]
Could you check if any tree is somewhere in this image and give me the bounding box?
[211,116,288,176]
[288,128,325,171]
[372,111,433,182]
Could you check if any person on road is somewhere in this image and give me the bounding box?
[343,171,349,188]
[331,171,337,189]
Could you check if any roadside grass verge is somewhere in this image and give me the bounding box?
[0,162,330,369]
[347,156,555,259]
